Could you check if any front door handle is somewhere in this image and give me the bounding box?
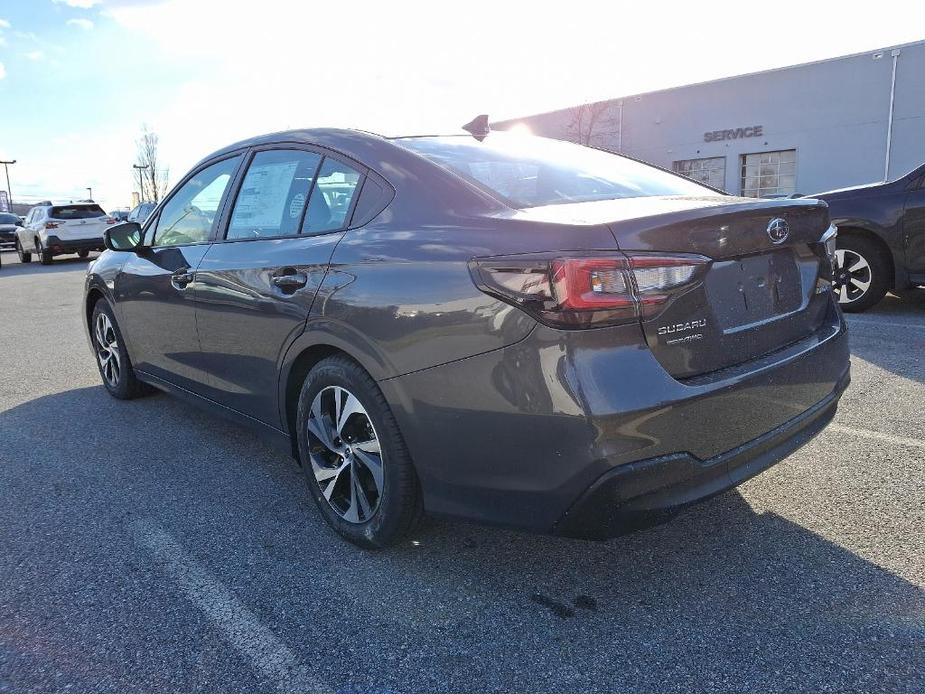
[271,272,308,291]
[171,268,195,289]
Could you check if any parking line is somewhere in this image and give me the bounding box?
[826,423,925,450]
[131,521,331,694]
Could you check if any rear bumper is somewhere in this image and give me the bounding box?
[45,235,105,254]
[554,368,848,538]
[381,303,850,536]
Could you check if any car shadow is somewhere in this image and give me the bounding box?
[844,289,925,385]
[0,253,99,278]
[2,385,922,690]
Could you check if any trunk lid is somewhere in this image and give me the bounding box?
[52,216,110,239]
[602,195,832,378]
[48,204,110,240]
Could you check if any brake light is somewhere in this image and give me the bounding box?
[105,217,117,224]
[470,252,709,329]
[44,222,59,229]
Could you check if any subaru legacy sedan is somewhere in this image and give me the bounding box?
[84,126,849,547]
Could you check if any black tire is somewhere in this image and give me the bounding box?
[37,239,53,265]
[90,300,151,399]
[834,235,890,313]
[16,239,31,263]
[296,355,423,548]
[78,249,90,259]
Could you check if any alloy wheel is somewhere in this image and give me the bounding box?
[833,248,872,305]
[95,312,122,388]
[306,385,383,524]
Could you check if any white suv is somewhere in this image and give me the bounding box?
[17,202,114,265]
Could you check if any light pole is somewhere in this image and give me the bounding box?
[0,159,16,208]
[133,164,148,203]
[86,187,92,201]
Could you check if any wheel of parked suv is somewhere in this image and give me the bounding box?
[296,355,423,548]
[16,239,31,263]
[78,250,90,259]
[833,235,890,312]
[90,300,150,400]
[36,239,53,266]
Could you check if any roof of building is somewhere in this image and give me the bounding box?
[493,38,925,127]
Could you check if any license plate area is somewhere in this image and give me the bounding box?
[706,249,804,333]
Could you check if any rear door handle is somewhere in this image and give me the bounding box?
[271,272,308,291]
[171,268,195,289]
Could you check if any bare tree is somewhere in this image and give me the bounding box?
[566,101,621,151]
[135,125,169,202]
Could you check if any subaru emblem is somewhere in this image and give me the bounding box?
[767,217,789,244]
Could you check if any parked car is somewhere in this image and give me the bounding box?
[810,162,925,311]
[17,202,114,264]
[127,202,156,224]
[0,211,22,252]
[109,208,131,222]
[84,127,850,548]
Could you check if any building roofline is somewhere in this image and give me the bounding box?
[493,38,925,126]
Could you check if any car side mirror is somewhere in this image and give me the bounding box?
[104,221,143,252]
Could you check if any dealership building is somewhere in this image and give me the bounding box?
[494,40,925,197]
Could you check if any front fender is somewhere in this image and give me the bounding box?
[83,251,131,355]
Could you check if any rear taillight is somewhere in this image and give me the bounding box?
[105,217,117,224]
[44,222,59,229]
[470,252,709,329]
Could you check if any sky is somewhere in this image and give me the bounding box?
[0,0,924,211]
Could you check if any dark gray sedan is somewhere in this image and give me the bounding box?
[83,127,850,547]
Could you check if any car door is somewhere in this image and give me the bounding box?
[115,154,243,392]
[193,146,365,427]
[17,209,33,249]
[903,171,925,278]
[26,209,43,251]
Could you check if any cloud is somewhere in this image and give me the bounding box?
[0,63,6,80]
[24,50,45,61]
[66,18,95,30]
[0,18,10,29]
[53,0,101,8]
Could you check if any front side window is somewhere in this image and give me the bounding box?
[302,158,362,234]
[673,157,726,191]
[396,132,718,208]
[740,150,796,198]
[153,155,242,247]
[227,149,322,239]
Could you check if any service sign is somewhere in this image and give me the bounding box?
[704,126,763,142]
[0,191,9,212]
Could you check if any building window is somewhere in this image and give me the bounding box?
[740,150,796,197]
[672,157,726,190]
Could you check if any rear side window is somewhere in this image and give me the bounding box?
[302,158,362,234]
[0,213,18,224]
[350,175,392,227]
[50,204,105,219]
[153,155,242,247]
[227,149,322,239]
[396,133,718,208]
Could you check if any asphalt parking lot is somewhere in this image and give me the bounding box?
[0,252,923,693]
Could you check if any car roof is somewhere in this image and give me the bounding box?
[189,127,509,216]
[194,127,471,170]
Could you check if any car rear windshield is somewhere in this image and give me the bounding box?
[50,204,106,220]
[0,213,18,224]
[395,133,719,208]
